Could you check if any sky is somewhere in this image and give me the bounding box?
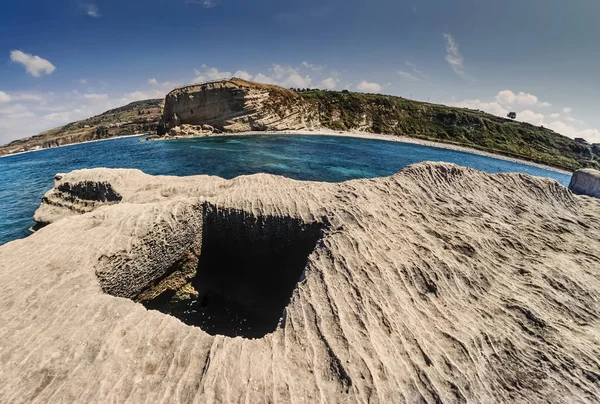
[1,0,599,145]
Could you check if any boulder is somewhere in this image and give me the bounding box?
[568,168,600,198]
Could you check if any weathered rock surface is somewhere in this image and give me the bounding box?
[569,168,600,198]
[161,78,320,133]
[2,163,600,403]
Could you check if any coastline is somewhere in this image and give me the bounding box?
[2,128,572,176]
[0,133,146,159]
[157,128,573,175]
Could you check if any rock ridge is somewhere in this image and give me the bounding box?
[1,162,600,402]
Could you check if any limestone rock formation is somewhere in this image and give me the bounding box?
[161,78,320,133]
[2,163,600,403]
[569,168,600,198]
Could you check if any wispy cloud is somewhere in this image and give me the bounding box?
[443,33,470,80]
[397,61,429,83]
[397,70,420,82]
[83,93,109,101]
[185,0,218,8]
[10,50,56,77]
[82,3,100,17]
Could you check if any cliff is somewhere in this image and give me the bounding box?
[2,163,600,402]
[160,78,319,134]
[160,79,599,171]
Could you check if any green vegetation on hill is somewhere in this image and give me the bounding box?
[298,90,598,171]
[0,99,162,156]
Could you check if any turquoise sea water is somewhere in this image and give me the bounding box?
[0,134,571,246]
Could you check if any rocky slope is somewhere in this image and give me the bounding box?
[160,79,599,171]
[1,163,599,402]
[0,99,162,156]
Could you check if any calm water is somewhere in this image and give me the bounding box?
[0,134,571,246]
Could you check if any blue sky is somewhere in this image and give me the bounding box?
[1,0,599,144]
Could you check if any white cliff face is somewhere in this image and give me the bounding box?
[569,168,600,198]
[2,163,600,403]
[161,78,321,133]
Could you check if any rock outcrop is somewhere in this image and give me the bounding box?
[2,163,600,403]
[569,168,600,198]
[161,78,320,133]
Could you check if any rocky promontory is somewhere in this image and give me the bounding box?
[1,163,600,402]
[159,78,319,135]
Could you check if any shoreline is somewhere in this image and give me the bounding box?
[0,134,146,159]
[2,129,572,175]
[155,128,573,175]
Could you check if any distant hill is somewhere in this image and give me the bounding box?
[0,99,162,156]
[296,89,599,171]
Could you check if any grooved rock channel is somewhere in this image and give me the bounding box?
[2,162,600,403]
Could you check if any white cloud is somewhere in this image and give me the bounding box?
[443,33,467,79]
[495,90,552,109]
[547,121,600,143]
[83,3,100,17]
[270,64,312,88]
[357,81,382,93]
[320,77,339,90]
[453,99,508,117]
[148,78,178,90]
[518,110,545,126]
[0,91,11,103]
[253,73,276,85]
[80,79,87,84]
[193,67,232,83]
[233,70,253,81]
[83,93,109,101]
[564,107,572,113]
[496,90,536,106]
[301,61,324,73]
[10,50,56,77]
[550,113,560,118]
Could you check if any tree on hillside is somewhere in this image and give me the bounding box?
[507,112,517,120]
[96,126,109,138]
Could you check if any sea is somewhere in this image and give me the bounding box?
[0,134,572,246]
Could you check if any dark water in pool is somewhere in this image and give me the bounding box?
[0,134,571,246]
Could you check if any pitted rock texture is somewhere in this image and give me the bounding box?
[569,168,600,199]
[161,78,320,133]
[2,162,600,403]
